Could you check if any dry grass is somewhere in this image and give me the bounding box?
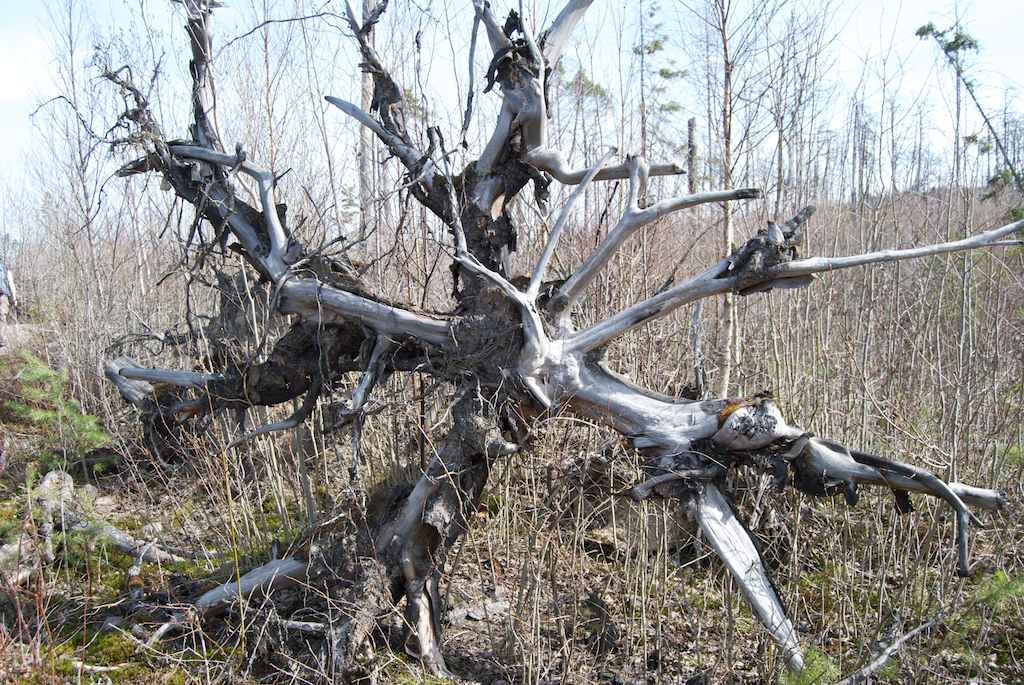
[1,3,1023,674]
[1,180,1022,685]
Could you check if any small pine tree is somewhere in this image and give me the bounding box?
[7,352,111,469]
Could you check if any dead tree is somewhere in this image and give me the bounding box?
[104,0,1011,678]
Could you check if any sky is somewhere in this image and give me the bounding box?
[1,0,1022,174]
[0,6,50,156]
[845,0,1024,99]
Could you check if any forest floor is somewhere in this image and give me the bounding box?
[1,334,1023,685]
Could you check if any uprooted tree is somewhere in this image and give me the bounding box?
[99,0,1013,679]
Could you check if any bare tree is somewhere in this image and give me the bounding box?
[102,0,1012,679]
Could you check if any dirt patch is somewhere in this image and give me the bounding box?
[1,323,53,355]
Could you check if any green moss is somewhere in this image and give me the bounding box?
[1001,445,1023,467]
[0,501,23,538]
[44,628,199,684]
[975,571,1024,611]
[34,529,134,597]
[785,647,839,685]
[483,488,504,516]
[65,630,138,665]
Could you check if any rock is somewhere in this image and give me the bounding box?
[79,484,99,504]
[449,591,511,624]
[100,616,124,632]
[39,470,73,494]
[141,522,163,538]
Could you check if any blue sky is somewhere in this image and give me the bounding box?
[1,0,1022,171]
[0,2,50,152]
[846,0,1024,95]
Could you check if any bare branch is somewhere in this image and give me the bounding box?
[567,215,1023,353]
[523,147,684,184]
[169,144,291,278]
[828,612,943,685]
[696,485,804,672]
[105,356,154,408]
[475,106,516,179]
[278,279,451,346]
[463,5,483,141]
[342,334,394,413]
[118,367,222,390]
[773,218,1024,279]
[219,12,344,53]
[228,372,322,448]
[519,1,546,151]
[527,148,616,300]
[784,436,1003,576]
[324,97,432,192]
[182,2,224,152]
[535,355,721,452]
[193,556,318,618]
[541,0,596,65]
[473,0,512,54]
[555,188,761,333]
[627,465,726,500]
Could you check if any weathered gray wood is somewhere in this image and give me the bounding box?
[193,556,317,617]
[118,366,222,390]
[696,484,804,671]
[104,356,153,408]
[528,149,616,299]
[551,184,762,328]
[167,145,291,278]
[279,279,450,346]
[523,148,685,185]
[562,215,1023,354]
[99,0,1015,678]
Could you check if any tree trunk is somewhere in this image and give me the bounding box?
[717,0,736,397]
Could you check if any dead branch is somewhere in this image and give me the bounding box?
[97,0,1015,678]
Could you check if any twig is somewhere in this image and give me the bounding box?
[829,612,943,685]
[60,656,136,674]
[228,371,322,448]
